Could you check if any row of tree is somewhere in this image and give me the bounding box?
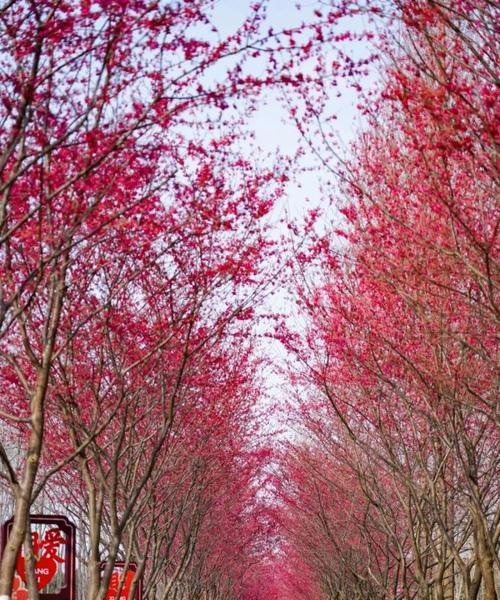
[0,0,497,599]
[277,1,498,599]
[0,0,376,598]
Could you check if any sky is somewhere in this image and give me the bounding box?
[205,0,380,435]
[213,0,376,207]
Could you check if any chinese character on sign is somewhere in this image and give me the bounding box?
[1,515,76,600]
[103,562,142,600]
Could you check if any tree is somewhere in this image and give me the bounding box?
[281,1,498,598]
[0,0,284,593]
[1,1,375,595]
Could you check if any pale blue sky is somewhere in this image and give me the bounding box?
[209,0,377,219]
[207,1,379,430]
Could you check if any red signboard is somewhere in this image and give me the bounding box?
[102,561,142,600]
[1,515,76,600]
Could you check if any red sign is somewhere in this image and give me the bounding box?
[102,562,142,600]
[16,528,65,590]
[1,515,76,600]
[11,574,28,600]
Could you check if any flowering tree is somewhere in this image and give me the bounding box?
[0,0,277,595]
[0,0,378,596]
[1,0,496,598]
[281,1,498,599]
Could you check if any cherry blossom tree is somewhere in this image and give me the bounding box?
[280,1,498,599]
